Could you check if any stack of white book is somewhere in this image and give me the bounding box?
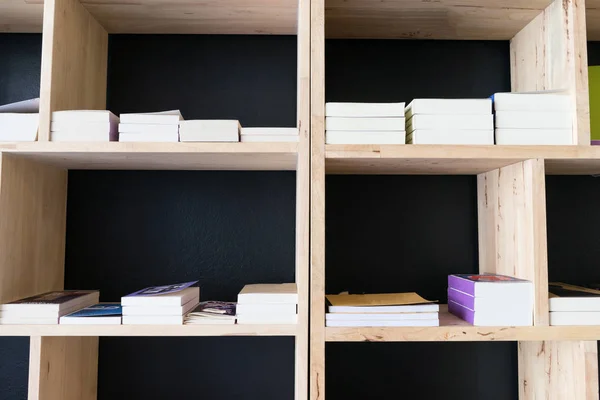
[325,102,405,144]
[241,127,299,143]
[325,292,439,327]
[51,110,119,142]
[185,301,237,325]
[405,99,494,144]
[549,283,600,325]
[179,120,240,142]
[0,290,99,325]
[122,282,200,325]
[119,110,182,142]
[236,283,298,324]
[0,98,39,142]
[493,91,572,145]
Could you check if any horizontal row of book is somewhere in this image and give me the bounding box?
[0,281,298,325]
[325,275,600,327]
[325,91,574,145]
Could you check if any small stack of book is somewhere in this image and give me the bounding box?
[60,303,122,325]
[236,283,298,324]
[119,110,182,142]
[493,91,572,145]
[50,110,119,142]
[185,301,237,325]
[448,274,533,326]
[405,99,494,144]
[179,120,240,142]
[122,281,199,325]
[549,283,600,325]
[325,292,439,327]
[0,290,99,325]
[325,102,405,144]
[0,98,39,142]
[240,127,299,143]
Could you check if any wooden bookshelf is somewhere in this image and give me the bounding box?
[0,1,44,32]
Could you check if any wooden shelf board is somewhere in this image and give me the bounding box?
[326,144,600,175]
[0,142,298,170]
[0,324,297,337]
[326,311,600,342]
[325,0,553,40]
[0,0,44,33]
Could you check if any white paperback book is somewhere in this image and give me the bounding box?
[122,298,199,316]
[122,315,188,325]
[325,102,405,118]
[52,110,119,124]
[328,304,439,313]
[122,287,200,307]
[406,130,494,145]
[51,121,114,132]
[326,131,405,145]
[240,135,299,143]
[325,312,438,321]
[238,283,298,304]
[405,99,492,118]
[0,98,40,142]
[407,114,493,130]
[119,110,183,125]
[326,319,440,327]
[449,300,533,326]
[237,313,298,324]
[119,132,179,143]
[236,303,297,316]
[449,275,533,298]
[119,123,180,134]
[550,312,600,326]
[326,117,405,131]
[241,127,298,136]
[495,129,573,145]
[492,91,571,111]
[495,111,572,129]
[51,127,119,142]
[179,120,240,142]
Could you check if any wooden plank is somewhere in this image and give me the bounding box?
[325,0,553,39]
[511,0,590,145]
[0,154,67,304]
[477,160,549,326]
[0,0,44,32]
[0,142,299,170]
[0,324,298,337]
[39,0,108,141]
[519,341,599,400]
[28,337,98,400]
[310,0,325,397]
[588,1,600,40]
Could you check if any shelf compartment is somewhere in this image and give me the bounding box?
[0,0,44,33]
[0,324,298,337]
[0,142,298,170]
[326,144,600,175]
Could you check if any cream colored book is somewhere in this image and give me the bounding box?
[237,283,298,304]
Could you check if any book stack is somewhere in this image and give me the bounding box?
[0,98,39,142]
[0,290,99,325]
[448,274,533,326]
[549,283,600,326]
[179,120,240,142]
[50,110,119,142]
[405,99,494,144]
[325,292,439,327]
[236,283,298,324]
[122,281,200,325]
[185,301,237,325]
[325,102,405,144]
[493,91,573,145]
[60,303,122,325]
[119,110,182,142]
[240,127,299,143]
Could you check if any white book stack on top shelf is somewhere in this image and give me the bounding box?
[405,99,494,145]
[236,283,298,324]
[493,91,573,145]
[325,102,405,144]
[119,110,183,142]
[122,285,200,325]
[549,283,600,325]
[240,127,299,143]
[0,98,39,142]
[50,110,119,142]
[179,120,240,142]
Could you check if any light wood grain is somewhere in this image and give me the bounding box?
[39,0,108,141]
[478,160,549,326]
[310,0,326,397]
[511,0,590,145]
[0,324,298,337]
[519,341,599,400]
[0,142,298,170]
[295,0,310,399]
[325,0,553,39]
[0,0,44,32]
[0,154,67,304]
[28,336,98,400]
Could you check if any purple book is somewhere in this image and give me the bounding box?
[592,140,600,146]
[448,274,531,297]
[448,300,476,324]
[447,288,476,309]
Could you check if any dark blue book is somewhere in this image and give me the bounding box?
[60,303,122,325]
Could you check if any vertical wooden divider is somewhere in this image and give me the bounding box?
[310,0,325,397]
[296,0,311,398]
[38,0,108,141]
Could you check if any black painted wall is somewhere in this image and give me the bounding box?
[1,34,599,400]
